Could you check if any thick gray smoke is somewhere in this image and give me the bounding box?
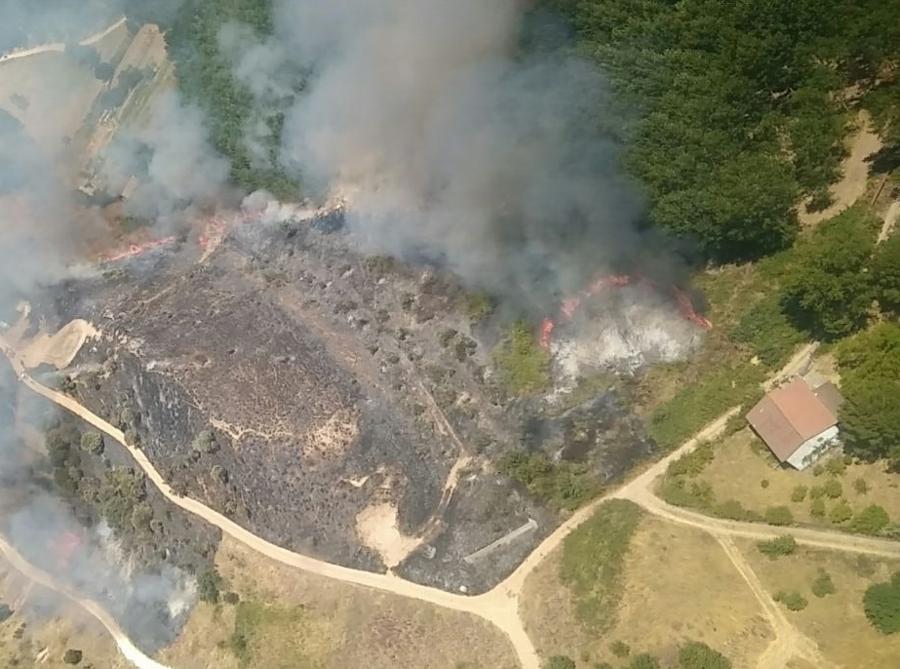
[272,0,645,306]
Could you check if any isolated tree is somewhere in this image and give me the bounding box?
[863,572,900,634]
[197,568,224,604]
[544,656,576,669]
[678,641,731,669]
[850,505,890,535]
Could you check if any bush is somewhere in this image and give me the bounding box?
[63,649,83,665]
[811,569,836,598]
[825,458,847,476]
[850,505,890,535]
[774,590,808,611]
[713,499,761,522]
[854,478,869,495]
[829,500,853,524]
[810,497,826,518]
[501,451,599,511]
[545,656,576,669]
[80,431,104,456]
[493,322,551,394]
[764,506,794,526]
[223,591,240,605]
[610,640,631,658]
[678,641,731,669]
[191,430,219,454]
[197,568,224,604]
[757,535,797,559]
[863,572,900,634]
[790,485,808,502]
[812,463,825,476]
[760,478,770,489]
[731,295,806,367]
[823,478,843,499]
[628,654,660,669]
[809,485,825,499]
[667,443,716,478]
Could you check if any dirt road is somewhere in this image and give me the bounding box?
[3,332,897,669]
[0,17,127,65]
[0,534,171,669]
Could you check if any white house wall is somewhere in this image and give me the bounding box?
[786,426,839,470]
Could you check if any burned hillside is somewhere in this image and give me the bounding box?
[27,211,658,594]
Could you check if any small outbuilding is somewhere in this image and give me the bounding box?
[746,377,843,470]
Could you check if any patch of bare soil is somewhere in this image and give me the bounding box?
[799,110,883,227]
[356,502,422,569]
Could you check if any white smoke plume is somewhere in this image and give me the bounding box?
[270,0,646,308]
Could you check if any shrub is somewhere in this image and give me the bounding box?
[863,572,900,634]
[493,322,551,394]
[825,458,847,476]
[810,497,826,518]
[628,654,660,669]
[80,432,104,456]
[545,657,576,669]
[191,430,219,454]
[713,500,761,522]
[811,569,836,598]
[764,506,794,526]
[760,478,770,489]
[809,485,825,499]
[63,649,83,665]
[829,500,853,524]
[823,478,843,499]
[774,590,808,611]
[678,641,731,669]
[731,295,806,368]
[223,591,240,605]
[667,443,716,478]
[850,505,890,535]
[757,535,797,559]
[855,555,877,577]
[501,451,599,511]
[854,478,869,495]
[812,464,825,476]
[197,568,224,604]
[610,640,630,658]
[791,485,808,503]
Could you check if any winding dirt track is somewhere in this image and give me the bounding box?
[3,335,899,669]
[0,535,170,669]
[0,17,127,65]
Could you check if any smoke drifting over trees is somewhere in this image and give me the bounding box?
[271,0,646,305]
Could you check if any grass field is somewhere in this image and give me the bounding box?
[521,512,771,668]
[695,427,900,530]
[0,557,129,669]
[738,540,900,668]
[158,537,518,669]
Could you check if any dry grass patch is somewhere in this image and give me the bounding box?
[738,539,900,668]
[0,560,129,669]
[698,428,900,526]
[521,515,771,668]
[160,536,517,669]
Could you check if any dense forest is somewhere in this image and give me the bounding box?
[546,0,900,260]
[127,0,301,199]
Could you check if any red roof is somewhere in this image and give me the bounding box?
[746,378,839,462]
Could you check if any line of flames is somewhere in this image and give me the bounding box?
[539,273,712,349]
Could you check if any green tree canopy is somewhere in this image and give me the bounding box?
[836,323,900,460]
[781,207,876,339]
[863,571,900,634]
[872,234,900,316]
[678,641,731,669]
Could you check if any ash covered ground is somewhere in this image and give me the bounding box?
[33,211,658,594]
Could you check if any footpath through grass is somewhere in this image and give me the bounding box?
[559,499,643,632]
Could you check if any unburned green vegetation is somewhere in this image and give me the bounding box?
[864,571,900,635]
[559,500,643,632]
[500,451,599,511]
[228,601,323,668]
[492,321,551,395]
